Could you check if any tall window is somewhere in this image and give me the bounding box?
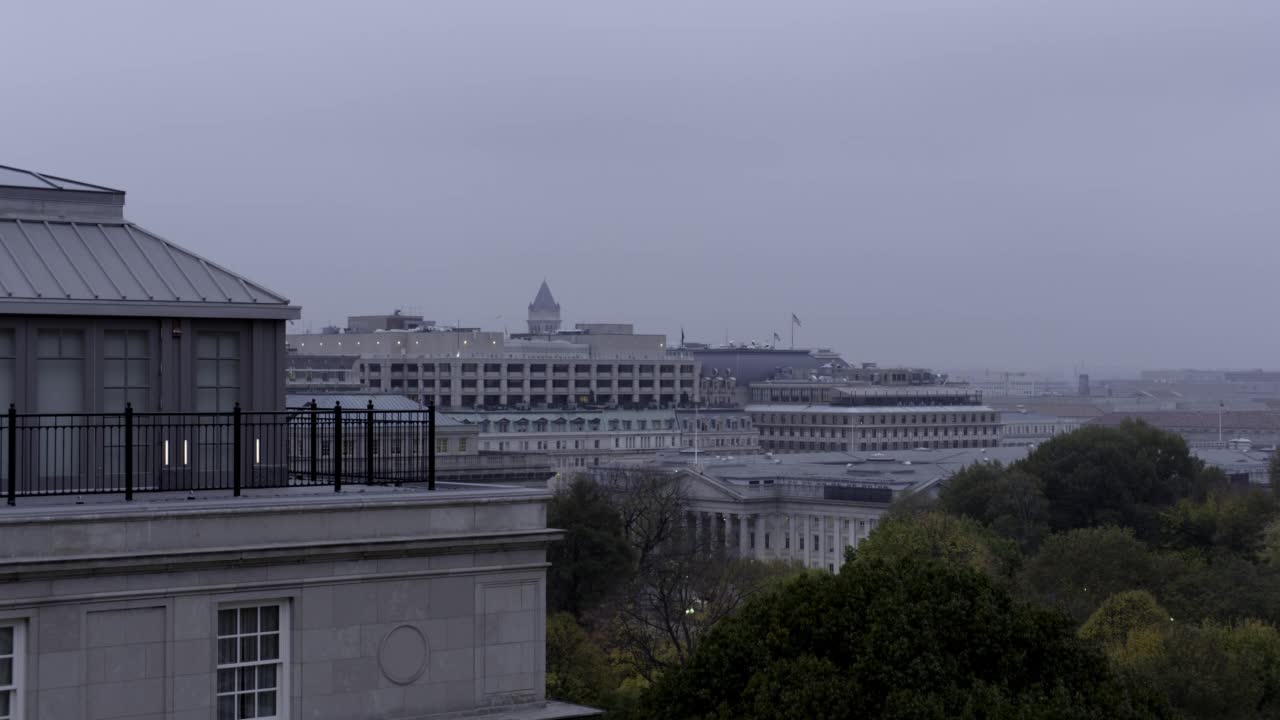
[103,330,150,411]
[217,604,286,720]
[0,623,24,720]
[36,330,84,412]
[197,333,240,412]
[0,330,13,411]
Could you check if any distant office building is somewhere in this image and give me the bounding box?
[346,310,432,333]
[1192,445,1274,486]
[526,281,561,335]
[675,407,759,454]
[446,407,681,471]
[748,383,1000,453]
[1087,410,1280,450]
[954,371,1074,398]
[698,368,740,407]
[1000,410,1083,447]
[285,353,363,392]
[684,344,851,386]
[288,319,696,410]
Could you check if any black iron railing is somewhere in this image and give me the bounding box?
[1,402,436,505]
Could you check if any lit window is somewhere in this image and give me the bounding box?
[217,604,286,720]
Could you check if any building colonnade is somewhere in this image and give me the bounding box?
[681,507,879,572]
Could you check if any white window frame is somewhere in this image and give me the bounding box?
[0,621,26,720]
[216,601,289,720]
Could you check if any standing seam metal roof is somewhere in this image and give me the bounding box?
[0,218,291,311]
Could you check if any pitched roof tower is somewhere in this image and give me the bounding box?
[527,280,561,334]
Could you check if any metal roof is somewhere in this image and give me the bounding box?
[0,218,297,319]
[0,164,122,193]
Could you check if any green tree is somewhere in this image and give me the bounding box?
[1270,451,1280,497]
[1014,421,1206,538]
[1080,590,1170,649]
[1111,620,1280,720]
[641,556,1168,720]
[852,511,1019,579]
[546,612,623,708]
[1160,488,1278,559]
[1018,526,1169,623]
[937,461,1005,521]
[985,469,1051,552]
[547,477,635,617]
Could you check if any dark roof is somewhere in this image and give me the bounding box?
[529,280,559,311]
[0,164,122,193]
[0,218,296,319]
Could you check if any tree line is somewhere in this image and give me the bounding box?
[547,421,1280,719]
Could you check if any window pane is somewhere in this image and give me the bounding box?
[238,665,257,691]
[240,608,258,633]
[126,331,147,356]
[259,606,278,631]
[216,695,236,720]
[0,691,9,716]
[218,609,237,636]
[104,359,125,387]
[239,692,256,718]
[37,331,59,357]
[219,334,239,358]
[61,331,84,357]
[197,360,218,386]
[257,664,277,689]
[127,359,148,386]
[259,634,279,661]
[197,334,218,358]
[218,638,237,665]
[0,658,10,685]
[218,360,239,386]
[239,636,258,663]
[103,331,126,357]
[217,668,236,693]
[0,627,11,654]
[258,690,277,716]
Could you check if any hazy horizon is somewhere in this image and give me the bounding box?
[4,0,1277,373]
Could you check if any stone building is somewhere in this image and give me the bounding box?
[748,383,1000,453]
[675,408,759,454]
[0,164,589,720]
[288,325,697,410]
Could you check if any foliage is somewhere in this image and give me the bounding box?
[607,548,800,683]
[641,556,1168,720]
[852,511,1019,579]
[938,461,1005,520]
[1271,451,1280,498]
[1160,488,1278,559]
[546,612,623,708]
[547,477,635,617]
[596,468,687,572]
[1013,421,1206,539]
[1110,620,1280,720]
[1080,591,1170,649]
[1018,526,1170,624]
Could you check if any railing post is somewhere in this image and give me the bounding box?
[6,404,16,506]
[365,400,375,486]
[309,400,318,486]
[124,403,134,502]
[232,403,242,497]
[428,402,436,491]
[333,403,343,493]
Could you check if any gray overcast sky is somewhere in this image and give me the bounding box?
[4,0,1277,375]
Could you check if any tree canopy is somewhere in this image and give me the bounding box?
[642,556,1167,720]
[547,477,635,617]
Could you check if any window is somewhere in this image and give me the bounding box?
[436,438,449,454]
[217,604,286,720]
[457,438,467,453]
[37,329,84,412]
[197,333,240,412]
[0,622,23,719]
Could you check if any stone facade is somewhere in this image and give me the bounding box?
[0,487,590,719]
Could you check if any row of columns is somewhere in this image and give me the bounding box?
[682,509,875,571]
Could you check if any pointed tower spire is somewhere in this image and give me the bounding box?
[527,280,562,334]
